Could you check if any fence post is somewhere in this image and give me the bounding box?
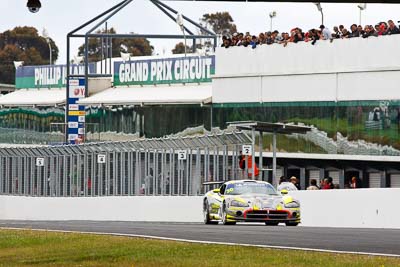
[0,157,3,194]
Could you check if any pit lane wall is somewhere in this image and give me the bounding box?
[1,188,399,229]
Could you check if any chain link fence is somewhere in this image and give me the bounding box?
[0,131,251,197]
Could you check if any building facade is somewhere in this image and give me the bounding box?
[1,36,400,188]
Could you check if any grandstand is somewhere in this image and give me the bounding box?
[1,31,400,189]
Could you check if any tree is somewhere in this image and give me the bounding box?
[171,42,192,54]
[171,12,236,53]
[0,26,59,84]
[77,28,153,62]
[201,12,237,36]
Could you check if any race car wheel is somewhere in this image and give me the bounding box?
[285,222,299,226]
[203,200,217,224]
[221,203,236,225]
[265,221,279,226]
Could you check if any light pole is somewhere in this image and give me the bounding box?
[269,11,277,32]
[176,13,187,57]
[313,2,324,25]
[42,28,52,65]
[357,3,367,26]
[13,61,24,69]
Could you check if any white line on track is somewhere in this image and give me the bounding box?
[1,227,400,258]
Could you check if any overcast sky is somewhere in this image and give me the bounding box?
[2,0,400,64]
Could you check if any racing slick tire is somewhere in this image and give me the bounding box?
[221,203,236,225]
[203,200,218,224]
[285,222,299,226]
[265,221,279,226]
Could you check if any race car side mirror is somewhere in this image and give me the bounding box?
[280,189,288,195]
[213,188,220,193]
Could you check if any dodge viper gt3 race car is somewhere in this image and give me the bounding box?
[203,180,300,226]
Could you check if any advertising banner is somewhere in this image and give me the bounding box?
[15,63,96,89]
[114,55,215,86]
[67,78,86,144]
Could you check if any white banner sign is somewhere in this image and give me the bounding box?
[242,145,252,156]
[177,150,187,160]
[97,154,106,164]
[36,158,44,167]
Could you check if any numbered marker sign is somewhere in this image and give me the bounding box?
[97,154,106,164]
[242,145,252,156]
[36,158,44,167]
[177,150,187,160]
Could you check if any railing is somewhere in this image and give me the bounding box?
[0,131,251,197]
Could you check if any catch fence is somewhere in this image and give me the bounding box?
[0,131,251,197]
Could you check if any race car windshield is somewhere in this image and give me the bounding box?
[225,183,278,195]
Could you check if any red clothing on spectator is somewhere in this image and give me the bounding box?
[322,184,331,190]
[246,156,259,177]
[239,155,259,177]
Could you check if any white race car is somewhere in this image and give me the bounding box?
[203,180,300,226]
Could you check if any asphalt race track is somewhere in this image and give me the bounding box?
[1,221,399,256]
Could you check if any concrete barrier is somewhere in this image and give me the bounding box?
[290,188,400,229]
[1,188,399,229]
[0,196,203,222]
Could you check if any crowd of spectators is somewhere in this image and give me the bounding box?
[221,19,400,49]
[276,175,362,191]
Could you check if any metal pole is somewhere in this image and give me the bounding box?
[85,35,89,97]
[85,0,134,35]
[68,0,129,35]
[272,131,277,186]
[183,31,187,57]
[259,131,263,180]
[270,17,273,32]
[47,41,52,65]
[150,0,194,35]
[105,22,108,75]
[83,33,213,39]
[65,35,70,143]
[320,10,324,25]
[101,37,104,74]
[152,0,216,36]
[251,128,255,180]
[109,37,113,75]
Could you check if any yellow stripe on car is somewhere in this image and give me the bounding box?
[229,206,245,211]
[283,196,293,204]
[234,197,247,203]
[211,203,220,209]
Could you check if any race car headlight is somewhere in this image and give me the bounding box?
[230,200,249,207]
[284,201,300,208]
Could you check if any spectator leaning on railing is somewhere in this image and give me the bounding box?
[220,19,400,49]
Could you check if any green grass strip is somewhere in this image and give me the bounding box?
[0,229,399,267]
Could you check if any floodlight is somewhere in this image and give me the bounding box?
[358,3,367,10]
[13,61,24,69]
[176,13,184,30]
[176,13,187,57]
[120,52,131,62]
[313,3,324,25]
[73,55,84,64]
[314,2,322,12]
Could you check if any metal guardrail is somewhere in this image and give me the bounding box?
[0,131,251,197]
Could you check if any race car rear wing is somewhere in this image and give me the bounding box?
[202,181,225,186]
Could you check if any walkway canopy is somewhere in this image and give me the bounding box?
[227,121,312,181]
[0,88,65,107]
[77,84,212,106]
